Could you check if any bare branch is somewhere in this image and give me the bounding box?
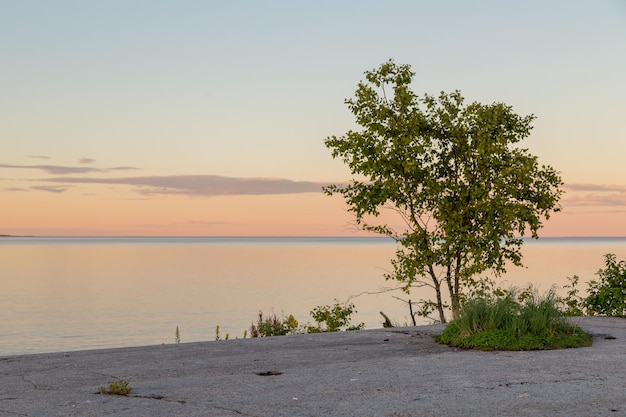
[344,284,406,304]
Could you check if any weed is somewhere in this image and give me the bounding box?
[214,325,229,341]
[98,380,132,396]
[250,311,301,337]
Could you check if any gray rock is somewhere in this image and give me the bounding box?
[0,317,624,417]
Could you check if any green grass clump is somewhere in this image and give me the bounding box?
[437,289,592,350]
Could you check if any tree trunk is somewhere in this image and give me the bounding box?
[434,281,446,323]
[450,291,461,320]
[429,266,446,323]
[451,256,462,320]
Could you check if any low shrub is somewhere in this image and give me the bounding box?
[557,254,626,317]
[308,300,364,333]
[584,254,626,317]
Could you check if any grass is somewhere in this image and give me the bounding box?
[98,380,133,396]
[436,289,592,350]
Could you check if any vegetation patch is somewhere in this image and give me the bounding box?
[308,301,364,333]
[98,380,133,396]
[583,254,626,317]
[557,253,626,318]
[248,301,364,338]
[250,312,301,337]
[436,289,592,350]
[323,60,563,323]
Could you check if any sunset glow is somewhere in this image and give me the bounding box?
[2,2,625,237]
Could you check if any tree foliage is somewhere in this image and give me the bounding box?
[324,60,563,322]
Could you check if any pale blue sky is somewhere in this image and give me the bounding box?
[2,1,625,235]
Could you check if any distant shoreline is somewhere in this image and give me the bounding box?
[1,235,626,239]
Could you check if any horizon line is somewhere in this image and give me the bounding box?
[2,235,626,239]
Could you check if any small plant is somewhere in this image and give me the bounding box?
[584,253,626,317]
[175,326,181,344]
[214,325,230,341]
[98,380,133,396]
[250,312,301,337]
[309,300,364,333]
[558,275,585,316]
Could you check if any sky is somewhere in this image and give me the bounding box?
[1,0,625,237]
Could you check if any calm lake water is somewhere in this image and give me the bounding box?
[1,237,625,356]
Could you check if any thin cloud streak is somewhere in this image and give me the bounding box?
[138,220,232,229]
[562,182,626,207]
[563,194,626,207]
[30,185,69,193]
[565,183,626,192]
[39,174,329,196]
[0,163,139,175]
[79,158,96,164]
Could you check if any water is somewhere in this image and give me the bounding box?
[1,236,625,356]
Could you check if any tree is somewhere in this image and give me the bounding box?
[324,60,563,323]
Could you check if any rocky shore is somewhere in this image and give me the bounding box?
[0,316,624,417]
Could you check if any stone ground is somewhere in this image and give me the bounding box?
[0,316,624,417]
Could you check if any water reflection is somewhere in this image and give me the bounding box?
[1,237,624,355]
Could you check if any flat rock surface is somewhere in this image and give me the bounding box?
[0,317,624,417]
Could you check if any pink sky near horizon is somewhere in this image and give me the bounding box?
[2,179,625,237]
[2,2,625,237]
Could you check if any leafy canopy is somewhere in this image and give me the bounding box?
[324,60,563,322]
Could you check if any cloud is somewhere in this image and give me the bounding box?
[5,187,30,192]
[109,166,139,171]
[79,158,96,164]
[26,155,51,159]
[565,183,626,192]
[562,183,626,207]
[0,163,139,175]
[30,185,69,193]
[563,194,626,207]
[0,164,101,174]
[38,174,329,196]
[138,219,232,229]
[185,219,234,226]
[561,208,626,215]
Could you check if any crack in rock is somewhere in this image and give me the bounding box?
[0,408,29,416]
[213,405,261,416]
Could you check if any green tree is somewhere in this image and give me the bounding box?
[324,60,563,323]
